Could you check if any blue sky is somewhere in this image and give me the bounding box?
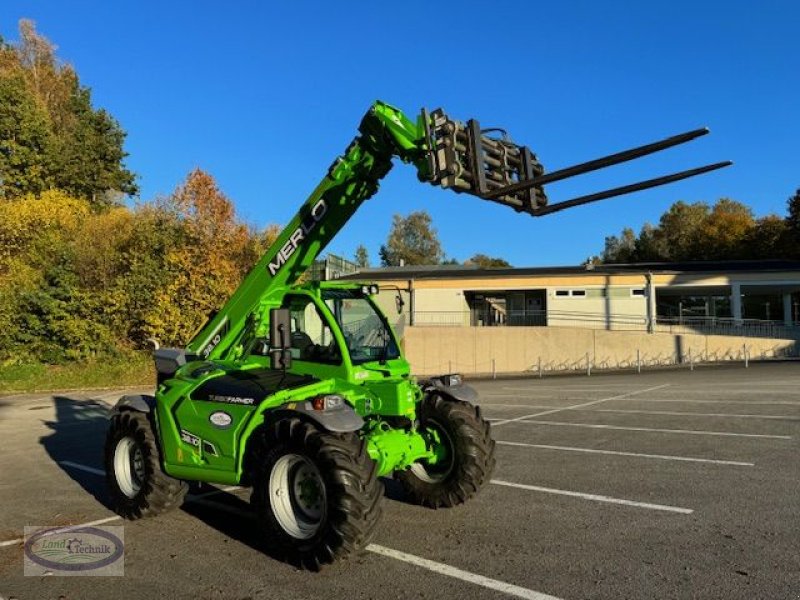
[2,1,798,266]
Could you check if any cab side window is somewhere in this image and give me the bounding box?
[283,296,341,364]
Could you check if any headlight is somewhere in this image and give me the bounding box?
[311,394,345,411]
[441,374,462,386]
[360,284,379,296]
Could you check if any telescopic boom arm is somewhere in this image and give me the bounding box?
[186,101,730,362]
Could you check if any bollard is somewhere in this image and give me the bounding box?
[744,344,749,368]
[637,349,641,374]
[586,352,592,376]
[492,358,496,380]
[689,349,694,371]
[538,357,543,378]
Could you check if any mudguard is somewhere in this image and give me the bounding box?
[421,374,479,404]
[109,394,155,417]
[268,400,364,433]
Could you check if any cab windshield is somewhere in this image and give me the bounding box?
[322,289,400,365]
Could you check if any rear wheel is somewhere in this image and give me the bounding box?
[250,418,383,570]
[397,394,495,508]
[104,411,188,519]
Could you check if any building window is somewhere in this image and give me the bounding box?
[631,288,646,297]
[554,289,587,298]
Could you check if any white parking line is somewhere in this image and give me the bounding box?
[676,381,800,387]
[58,461,244,499]
[483,403,569,408]
[499,386,643,392]
[60,460,105,476]
[585,408,799,420]
[367,544,564,600]
[491,384,671,427]
[483,405,799,420]
[496,440,754,466]
[0,516,122,548]
[491,480,693,514]
[507,420,793,439]
[618,397,800,405]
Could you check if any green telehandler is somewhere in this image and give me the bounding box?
[104,101,729,569]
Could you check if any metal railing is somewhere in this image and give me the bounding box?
[654,316,800,339]
[411,309,648,330]
[409,310,800,340]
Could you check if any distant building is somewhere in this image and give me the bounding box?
[309,254,359,282]
[339,260,800,337]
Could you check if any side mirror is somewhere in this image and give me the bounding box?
[269,308,292,370]
[395,291,405,315]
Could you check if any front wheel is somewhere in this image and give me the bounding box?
[104,411,188,519]
[397,394,496,508]
[250,418,383,570]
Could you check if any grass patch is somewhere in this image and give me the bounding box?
[0,354,154,394]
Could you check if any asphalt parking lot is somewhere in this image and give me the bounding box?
[1,362,798,599]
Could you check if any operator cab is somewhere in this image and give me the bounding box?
[278,285,401,379]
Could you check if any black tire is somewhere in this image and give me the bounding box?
[104,411,188,519]
[396,394,495,508]
[250,417,383,570]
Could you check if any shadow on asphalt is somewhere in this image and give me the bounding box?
[40,395,114,510]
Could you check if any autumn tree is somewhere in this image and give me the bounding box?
[692,199,754,259]
[654,201,709,260]
[0,169,280,362]
[0,191,115,361]
[379,211,444,266]
[600,198,777,263]
[145,169,253,345]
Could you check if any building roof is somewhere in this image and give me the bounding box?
[339,259,800,281]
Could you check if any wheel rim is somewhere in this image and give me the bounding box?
[269,454,326,539]
[114,436,145,498]
[411,418,455,483]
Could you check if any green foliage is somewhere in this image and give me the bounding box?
[601,196,792,263]
[0,73,54,196]
[602,227,637,263]
[15,263,119,362]
[379,211,444,266]
[464,253,512,268]
[354,244,370,268]
[0,19,137,205]
[785,188,800,256]
[742,215,788,259]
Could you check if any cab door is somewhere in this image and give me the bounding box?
[282,293,350,381]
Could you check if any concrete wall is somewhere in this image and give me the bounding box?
[402,326,799,376]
